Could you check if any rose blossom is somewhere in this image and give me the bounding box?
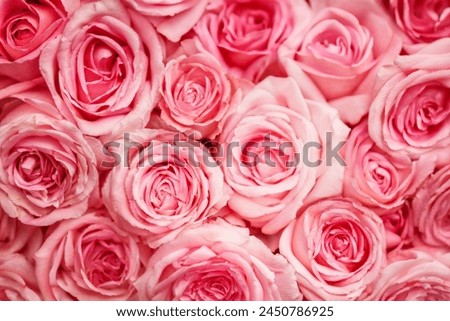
[369,38,450,166]
[412,164,450,248]
[40,0,164,137]
[35,210,141,300]
[0,205,43,258]
[124,0,208,42]
[280,198,386,300]
[364,249,450,300]
[135,219,301,300]
[218,76,349,235]
[192,0,310,81]
[378,201,414,252]
[0,254,41,300]
[343,119,435,210]
[0,92,98,226]
[157,53,241,139]
[102,130,229,248]
[384,0,450,53]
[0,0,78,80]
[281,0,402,125]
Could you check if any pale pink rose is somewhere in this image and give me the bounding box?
[135,219,302,300]
[102,130,229,249]
[157,53,241,139]
[369,39,450,166]
[412,164,450,248]
[40,0,164,137]
[193,0,310,81]
[218,76,349,235]
[0,205,43,258]
[384,0,450,53]
[35,210,141,300]
[124,0,208,42]
[280,198,386,300]
[0,93,98,226]
[343,119,435,209]
[364,249,450,300]
[281,0,402,125]
[0,254,41,300]
[378,202,414,252]
[0,0,79,80]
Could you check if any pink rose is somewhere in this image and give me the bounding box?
[280,198,386,300]
[0,254,41,300]
[379,202,414,252]
[365,249,450,300]
[35,210,141,300]
[281,0,402,124]
[343,119,435,209]
[135,220,301,300]
[369,39,450,166]
[102,130,229,248]
[193,0,310,81]
[218,76,349,235]
[0,92,98,226]
[385,0,450,53]
[124,0,208,42]
[40,0,164,137]
[157,53,241,139]
[0,0,77,80]
[412,164,450,248]
[0,205,43,258]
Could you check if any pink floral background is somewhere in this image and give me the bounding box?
[0,0,449,301]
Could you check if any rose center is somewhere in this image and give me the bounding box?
[83,239,127,287]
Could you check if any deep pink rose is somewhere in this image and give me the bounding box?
[369,39,450,167]
[124,0,208,42]
[40,0,164,137]
[281,0,402,124]
[0,0,78,80]
[157,53,241,139]
[135,220,302,300]
[364,249,450,300]
[193,0,310,81]
[343,119,435,209]
[102,130,229,248]
[280,198,386,300]
[0,92,98,226]
[412,164,450,248]
[218,76,349,235]
[0,254,41,300]
[35,210,141,300]
[385,0,450,53]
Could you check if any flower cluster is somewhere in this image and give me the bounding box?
[0,0,449,301]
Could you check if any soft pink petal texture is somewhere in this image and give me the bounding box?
[280,0,402,125]
[102,129,230,248]
[193,0,311,82]
[280,198,386,300]
[0,0,70,80]
[0,90,98,226]
[0,254,41,300]
[39,0,164,138]
[369,39,450,166]
[364,249,450,300]
[135,219,301,301]
[413,164,450,248]
[343,119,435,209]
[35,211,141,300]
[219,76,349,235]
